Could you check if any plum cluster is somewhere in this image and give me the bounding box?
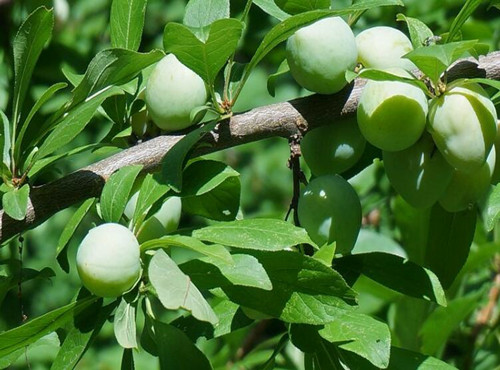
[291,18,498,253]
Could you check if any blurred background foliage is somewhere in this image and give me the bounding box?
[0,0,499,368]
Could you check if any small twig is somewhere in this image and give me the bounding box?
[17,235,31,369]
[285,134,306,226]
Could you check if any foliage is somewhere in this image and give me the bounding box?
[0,0,498,369]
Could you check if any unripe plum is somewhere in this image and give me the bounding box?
[428,83,498,173]
[145,54,207,131]
[439,147,496,212]
[297,175,361,254]
[137,196,182,243]
[383,133,454,208]
[286,17,357,94]
[356,26,415,71]
[301,118,366,176]
[76,223,141,298]
[357,72,428,151]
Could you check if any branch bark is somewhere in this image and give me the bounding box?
[1,51,499,242]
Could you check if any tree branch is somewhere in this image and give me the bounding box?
[1,51,499,243]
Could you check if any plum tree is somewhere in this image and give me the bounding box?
[357,70,428,151]
[383,133,454,208]
[76,223,142,298]
[439,147,496,212]
[301,118,366,176]
[428,83,498,173]
[286,17,357,94]
[355,26,415,70]
[297,175,361,254]
[145,54,207,131]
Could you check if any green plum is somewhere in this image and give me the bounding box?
[428,83,498,173]
[137,196,182,243]
[357,71,428,151]
[383,133,454,208]
[286,17,357,94]
[356,26,415,71]
[439,147,496,212]
[145,54,207,131]
[297,175,361,254]
[301,118,366,176]
[76,223,141,298]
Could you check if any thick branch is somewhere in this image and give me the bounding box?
[1,51,499,242]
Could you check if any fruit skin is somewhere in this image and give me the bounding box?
[137,196,182,243]
[357,73,428,151]
[286,17,357,94]
[355,26,415,71]
[383,133,454,208]
[145,54,207,131]
[428,83,498,173]
[298,175,361,254]
[76,223,141,298]
[439,147,496,212]
[301,118,366,176]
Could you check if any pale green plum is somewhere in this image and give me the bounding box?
[145,54,207,131]
[76,223,141,297]
[439,147,495,212]
[286,17,357,94]
[383,133,454,208]
[297,175,361,254]
[137,196,182,243]
[356,26,415,71]
[357,74,428,151]
[428,83,498,173]
[301,118,366,176]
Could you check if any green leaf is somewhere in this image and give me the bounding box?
[163,19,243,86]
[0,333,60,369]
[114,297,138,349]
[15,82,68,161]
[420,291,483,355]
[192,218,315,250]
[121,348,135,370]
[181,253,272,290]
[180,160,240,221]
[358,68,430,95]
[396,13,434,49]
[12,7,54,127]
[56,198,95,272]
[36,87,122,159]
[424,203,476,289]
[319,311,391,368]
[267,59,290,97]
[141,234,233,264]
[275,0,330,15]
[0,295,98,357]
[482,184,500,231]
[183,0,229,28]
[148,249,218,325]
[404,40,478,84]
[446,0,483,43]
[71,49,163,107]
[133,173,170,227]
[0,110,10,170]
[110,0,147,51]
[2,184,30,220]
[101,165,143,223]
[151,318,212,370]
[161,120,218,192]
[51,300,116,370]
[388,347,458,369]
[334,252,447,306]
[186,250,357,325]
[253,0,290,21]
